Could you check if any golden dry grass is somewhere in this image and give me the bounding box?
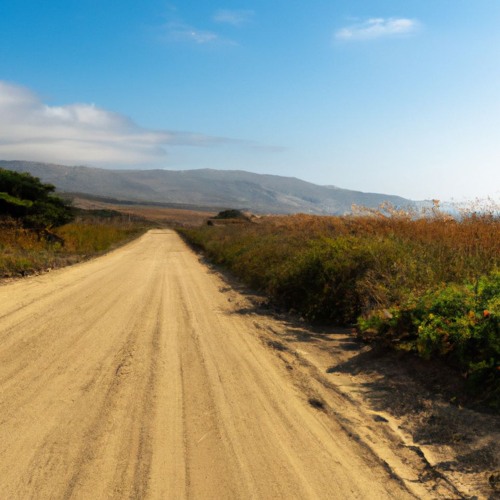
[0,216,146,278]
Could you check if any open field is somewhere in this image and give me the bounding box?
[71,195,217,227]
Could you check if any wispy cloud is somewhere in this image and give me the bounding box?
[0,81,234,167]
[335,18,420,41]
[160,9,252,47]
[213,9,254,26]
[164,22,223,45]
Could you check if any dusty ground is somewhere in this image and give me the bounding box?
[0,230,497,499]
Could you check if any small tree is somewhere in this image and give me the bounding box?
[0,168,73,229]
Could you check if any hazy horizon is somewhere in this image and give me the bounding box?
[1,1,500,202]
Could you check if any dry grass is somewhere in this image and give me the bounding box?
[180,206,500,407]
[183,210,499,299]
[0,215,147,278]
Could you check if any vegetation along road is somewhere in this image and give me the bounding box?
[0,230,468,499]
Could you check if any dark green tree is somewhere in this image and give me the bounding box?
[0,168,73,229]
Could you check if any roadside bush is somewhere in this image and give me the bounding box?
[179,209,499,407]
[360,272,500,408]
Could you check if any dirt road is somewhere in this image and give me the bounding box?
[0,230,425,499]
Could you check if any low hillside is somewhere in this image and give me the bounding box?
[1,160,413,215]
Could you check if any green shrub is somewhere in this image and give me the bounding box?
[361,272,500,407]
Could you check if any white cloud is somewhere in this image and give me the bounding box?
[0,81,231,167]
[213,9,254,26]
[335,18,420,41]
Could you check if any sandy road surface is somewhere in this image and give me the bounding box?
[0,229,414,499]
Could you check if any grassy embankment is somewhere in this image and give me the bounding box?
[0,210,148,278]
[180,205,500,408]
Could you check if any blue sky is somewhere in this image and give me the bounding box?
[1,1,499,201]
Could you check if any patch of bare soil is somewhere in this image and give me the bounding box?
[324,346,499,498]
[209,262,500,499]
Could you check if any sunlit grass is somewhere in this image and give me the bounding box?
[0,216,146,277]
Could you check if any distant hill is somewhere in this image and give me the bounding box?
[0,161,413,215]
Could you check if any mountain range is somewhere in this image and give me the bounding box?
[0,160,412,215]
